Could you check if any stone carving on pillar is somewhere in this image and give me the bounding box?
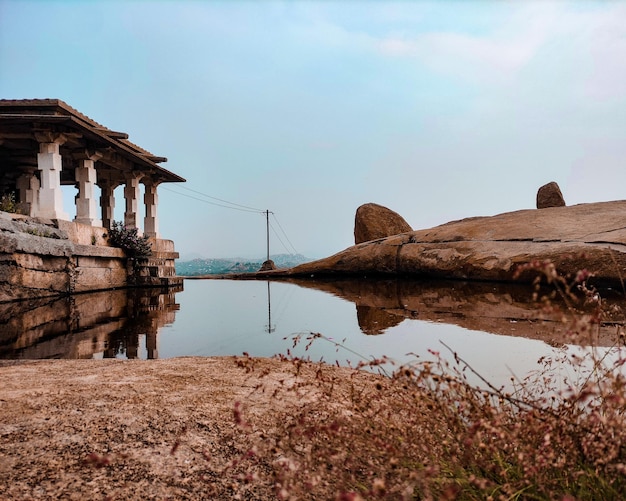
[74,150,103,227]
[16,168,40,216]
[98,179,119,230]
[34,132,70,220]
[143,179,160,238]
[124,172,142,230]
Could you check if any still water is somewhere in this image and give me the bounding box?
[1,278,620,389]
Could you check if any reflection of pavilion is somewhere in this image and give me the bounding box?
[0,286,181,359]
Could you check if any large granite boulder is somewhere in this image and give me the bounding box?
[354,203,412,244]
[259,259,276,271]
[282,201,626,288]
[537,182,566,209]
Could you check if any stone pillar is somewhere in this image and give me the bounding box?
[74,153,102,227]
[124,173,141,230]
[143,180,160,238]
[98,180,117,230]
[16,169,40,216]
[36,138,69,220]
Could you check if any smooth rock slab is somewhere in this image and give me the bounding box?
[282,201,626,287]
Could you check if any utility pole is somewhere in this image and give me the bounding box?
[259,209,275,272]
[266,209,270,262]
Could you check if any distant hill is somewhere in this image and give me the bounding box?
[175,254,312,276]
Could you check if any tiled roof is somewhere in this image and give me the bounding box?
[0,98,163,161]
[0,99,184,183]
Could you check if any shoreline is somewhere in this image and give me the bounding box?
[0,356,380,500]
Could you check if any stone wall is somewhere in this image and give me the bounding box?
[0,212,181,302]
[131,238,181,287]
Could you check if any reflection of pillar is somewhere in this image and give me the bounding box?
[127,334,138,359]
[16,169,39,216]
[36,137,69,220]
[143,180,159,238]
[124,173,141,230]
[75,153,102,226]
[146,330,158,359]
[98,180,117,230]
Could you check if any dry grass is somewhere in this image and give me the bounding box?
[227,261,626,499]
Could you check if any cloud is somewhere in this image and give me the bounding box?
[575,7,626,102]
[376,4,559,85]
[373,2,626,102]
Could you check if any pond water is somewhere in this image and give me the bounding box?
[1,278,622,390]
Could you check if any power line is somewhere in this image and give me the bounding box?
[269,222,291,255]
[269,221,298,256]
[161,186,264,213]
[271,213,299,255]
[175,184,265,212]
[162,183,299,255]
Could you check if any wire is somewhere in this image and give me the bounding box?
[271,213,299,255]
[269,222,291,255]
[175,184,265,212]
[162,183,300,255]
[269,221,301,256]
[162,186,265,214]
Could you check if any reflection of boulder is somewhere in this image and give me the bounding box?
[354,203,412,244]
[356,305,403,335]
[282,277,621,346]
[537,181,566,209]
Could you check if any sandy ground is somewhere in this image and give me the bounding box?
[0,356,374,500]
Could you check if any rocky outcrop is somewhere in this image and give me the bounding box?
[537,182,566,209]
[278,201,626,287]
[354,203,412,244]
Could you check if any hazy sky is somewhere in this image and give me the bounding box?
[2,1,626,259]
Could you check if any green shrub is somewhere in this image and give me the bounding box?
[0,192,20,214]
[106,221,151,259]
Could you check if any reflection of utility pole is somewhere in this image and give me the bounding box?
[265,280,275,333]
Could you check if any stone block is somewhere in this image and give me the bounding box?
[74,257,127,291]
[14,253,69,272]
[57,219,107,246]
[75,267,113,292]
[13,267,69,293]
